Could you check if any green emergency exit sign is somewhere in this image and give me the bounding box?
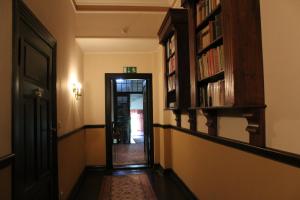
[123,66,137,73]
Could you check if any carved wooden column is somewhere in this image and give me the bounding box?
[173,110,181,128]
[188,109,197,131]
[243,108,266,147]
[203,111,218,136]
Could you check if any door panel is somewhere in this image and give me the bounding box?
[14,4,56,200]
[115,95,131,144]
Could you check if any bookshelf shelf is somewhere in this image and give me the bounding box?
[158,8,191,116]
[167,52,176,61]
[182,0,266,147]
[197,36,223,56]
[198,70,224,84]
[167,71,176,77]
[192,105,266,111]
[196,4,221,32]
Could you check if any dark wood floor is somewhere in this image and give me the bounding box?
[73,168,192,200]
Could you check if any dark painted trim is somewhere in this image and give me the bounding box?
[154,164,197,199]
[57,125,106,141]
[85,165,106,172]
[68,165,105,199]
[0,154,15,169]
[84,124,105,129]
[68,168,86,200]
[154,124,300,168]
[168,170,198,200]
[58,126,85,141]
[153,123,172,129]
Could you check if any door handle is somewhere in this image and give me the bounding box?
[34,88,43,97]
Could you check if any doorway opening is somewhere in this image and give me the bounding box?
[105,74,153,169]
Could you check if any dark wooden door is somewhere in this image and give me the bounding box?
[142,81,149,163]
[14,2,57,200]
[114,94,131,144]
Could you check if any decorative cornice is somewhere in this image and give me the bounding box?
[72,0,169,12]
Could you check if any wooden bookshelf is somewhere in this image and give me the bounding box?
[182,0,266,147]
[158,9,191,116]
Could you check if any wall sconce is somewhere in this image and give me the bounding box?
[72,82,82,100]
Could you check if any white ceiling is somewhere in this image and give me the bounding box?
[75,0,173,7]
[76,38,160,53]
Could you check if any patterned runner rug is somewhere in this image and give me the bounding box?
[98,174,157,200]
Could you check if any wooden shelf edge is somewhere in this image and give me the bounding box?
[198,70,224,84]
[164,107,179,111]
[197,36,223,57]
[166,71,176,77]
[192,105,267,111]
[167,51,176,61]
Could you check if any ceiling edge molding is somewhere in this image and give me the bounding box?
[171,0,178,8]
[72,0,169,12]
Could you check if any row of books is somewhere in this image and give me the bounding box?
[196,0,221,26]
[166,34,175,58]
[167,75,176,92]
[199,80,225,107]
[197,45,224,80]
[197,13,222,51]
[168,56,176,74]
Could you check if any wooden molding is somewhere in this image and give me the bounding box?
[58,126,85,141]
[72,0,169,12]
[0,154,15,169]
[85,124,106,129]
[153,124,300,168]
[58,124,106,141]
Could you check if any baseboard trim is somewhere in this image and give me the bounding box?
[0,154,15,169]
[154,164,197,199]
[68,168,86,200]
[86,165,106,172]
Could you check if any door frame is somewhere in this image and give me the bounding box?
[105,73,154,169]
[12,1,58,199]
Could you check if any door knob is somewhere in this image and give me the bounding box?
[34,88,43,97]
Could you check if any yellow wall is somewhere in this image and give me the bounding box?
[0,0,12,157]
[260,0,300,154]
[165,128,300,200]
[58,131,86,200]
[83,52,161,124]
[85,128,106,166]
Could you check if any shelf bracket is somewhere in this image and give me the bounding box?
[243,109,265,147]
[203,111,217,136]
[173,110,181,128]
[188,109,197,132]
